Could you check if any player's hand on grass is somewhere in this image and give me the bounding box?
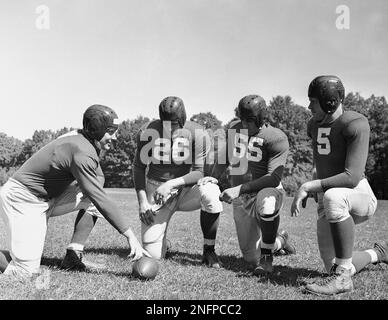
[123,229,151,261]
[139,200,154,225]
[154,182,174,205]
[291,185,309,217]
[219,185,242,204]
[197,177,218,186]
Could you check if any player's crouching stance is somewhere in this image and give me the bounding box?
[0,105,149,279]
[134,97,224,267]
[291,75,388,296]
[217,95,296,275]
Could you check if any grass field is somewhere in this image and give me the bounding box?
[0,188,387,300]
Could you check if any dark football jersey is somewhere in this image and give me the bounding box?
[307,110,370,190]
[227,121,289,192]
[133,120,210,189]
[12,131,130,233]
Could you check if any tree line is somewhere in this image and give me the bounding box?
[1,93,387,199]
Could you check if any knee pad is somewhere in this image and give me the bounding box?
[199,183,223,213]
[323,189,350,223]
[255,190,281,221]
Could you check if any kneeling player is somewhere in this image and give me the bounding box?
[217,95,295,275]
[0,105,148,278]
[134,96,224,267]
[291,75,388,295]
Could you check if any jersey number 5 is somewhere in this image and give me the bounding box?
[317,128,331,155]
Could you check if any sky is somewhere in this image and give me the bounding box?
[0,0,387,140]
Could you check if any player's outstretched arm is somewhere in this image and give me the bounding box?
[123,228,151,260]
[71,153,149,259]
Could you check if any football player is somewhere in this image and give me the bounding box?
[134,96,224,267]
[57,131,107,271]
[0,105,148,278]
[215,95,295,275]
[291,75,388,295]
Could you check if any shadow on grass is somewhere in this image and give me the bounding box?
[83,246,129,258]
[161,250,324,288]
[41,247,324,287]
[40,255,154,282]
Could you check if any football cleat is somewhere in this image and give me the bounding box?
[373,241,388,265]
[60,249,86,271]
[275,229,296,256]
[60,249,106,272]
[254,254,273,275]
[202,245,222,268]
[303,264,353,296]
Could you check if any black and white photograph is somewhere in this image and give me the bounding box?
[0,0,387,309]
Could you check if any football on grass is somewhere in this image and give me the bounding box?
[132,256,159,280]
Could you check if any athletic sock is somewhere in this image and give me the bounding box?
[260,215,280,251]
[335,257,353,271]
[200,210,220,246]
[329,216,355,259]
[67,243,84,252]
[366,249,378,263]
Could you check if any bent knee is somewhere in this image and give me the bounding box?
[255,189,282,221]
[323,189,349,222]
[199,183,223,213]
